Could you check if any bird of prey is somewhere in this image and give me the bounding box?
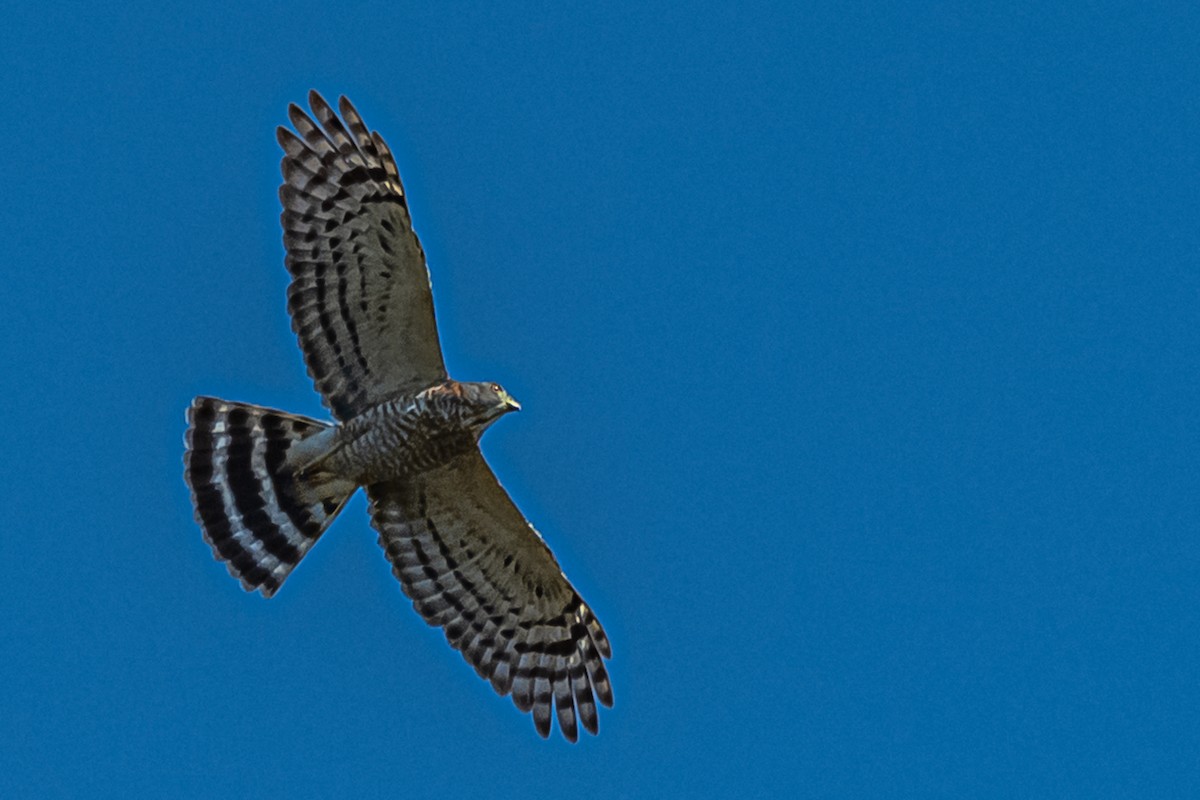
[183,91,612,741]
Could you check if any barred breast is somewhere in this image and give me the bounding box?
[322,393,477,484]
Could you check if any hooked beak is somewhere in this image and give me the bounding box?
[496,388,521,412]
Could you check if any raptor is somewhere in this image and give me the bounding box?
[183,92,612,741]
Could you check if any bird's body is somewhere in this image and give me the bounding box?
[289,380,520,490]
[183,92,612,742]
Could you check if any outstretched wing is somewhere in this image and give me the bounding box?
[367,451,613,741]
[278,91,447,420]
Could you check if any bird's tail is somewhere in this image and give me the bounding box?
[184,396,355,597]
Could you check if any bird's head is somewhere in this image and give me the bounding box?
[465,381,521,431]
[425,380,521,432]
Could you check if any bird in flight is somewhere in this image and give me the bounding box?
[183,91,612,741]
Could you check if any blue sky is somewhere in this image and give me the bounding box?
[2,1,1199,796]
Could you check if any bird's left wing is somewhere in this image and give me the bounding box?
[278,92,447,420]
[366,451,613,741]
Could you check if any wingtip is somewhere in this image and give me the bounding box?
[308,89,336,120]
[558,712,579,743]
[579,709,599,737]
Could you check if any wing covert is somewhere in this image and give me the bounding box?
[279,91,447,420]
[367,450,613,741]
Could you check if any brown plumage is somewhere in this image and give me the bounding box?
[183,92,612,741]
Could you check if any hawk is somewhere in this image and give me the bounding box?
[183,92,613,741]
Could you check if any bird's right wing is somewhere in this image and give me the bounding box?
[278,92,447,420]
[366,450,613,741]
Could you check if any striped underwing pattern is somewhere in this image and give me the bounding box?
[183,92,612,741]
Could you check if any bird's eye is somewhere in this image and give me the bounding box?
[492,383,502,394]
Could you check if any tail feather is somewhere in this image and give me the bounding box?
[184,396,354,597]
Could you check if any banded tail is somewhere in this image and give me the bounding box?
[184,396,355,597]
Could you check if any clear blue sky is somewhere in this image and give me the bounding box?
[2,2,1198,797]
